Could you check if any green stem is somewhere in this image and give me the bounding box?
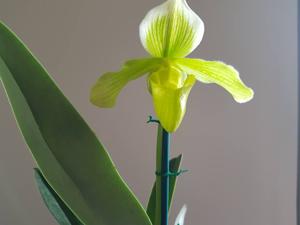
[161,128,170,225]
[155,125,170,225]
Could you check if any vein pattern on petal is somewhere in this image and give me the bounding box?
[139,0,204,58]
[174,58,254,103]
[90,58,162,107]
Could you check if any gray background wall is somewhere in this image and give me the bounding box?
[0,0,297,224]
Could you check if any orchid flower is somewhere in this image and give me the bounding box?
[90,0,254,132]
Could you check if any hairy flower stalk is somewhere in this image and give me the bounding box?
[90,0,254,224]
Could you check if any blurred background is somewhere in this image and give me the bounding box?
[0,0,297,224]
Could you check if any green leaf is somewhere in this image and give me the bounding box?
[0,21,151,225]
[146,154,182,224]
[34,168,83,225]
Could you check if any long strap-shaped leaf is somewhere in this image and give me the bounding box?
[34,168,83,225]
[0,21,151,225]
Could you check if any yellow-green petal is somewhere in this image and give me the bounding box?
[90,58,162,107]
[148,65,196,132]
[139,0,204,58]
[174,58,254,103]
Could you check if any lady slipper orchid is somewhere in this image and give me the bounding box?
[90,0,254,132]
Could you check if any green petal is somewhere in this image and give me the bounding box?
[174,58,254,103]
[139,0,204,58]
[90,58,162,107]
[174,205,187,225]
[148,65,196,132]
